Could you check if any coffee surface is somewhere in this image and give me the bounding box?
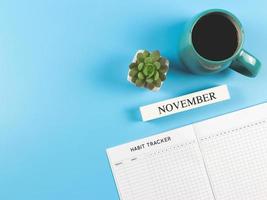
[192,13,238,61]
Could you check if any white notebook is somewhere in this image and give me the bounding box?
[107,103,267,200]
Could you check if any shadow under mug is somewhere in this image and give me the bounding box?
[179,9,261,77]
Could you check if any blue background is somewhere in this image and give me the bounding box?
[0,0,266,199]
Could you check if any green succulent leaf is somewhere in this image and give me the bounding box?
[143,66,148,76]
[143,50,150,58]
[135,79,145,87]
[137,53,144,62]
[147,64,155,74]
[147,72,154,78]
[159,72,166,81]
[146,83,154,90]
[154,62,161,70]
[159,57,167,66]
[151,50,160,62]
[144,57,153,64]
[143,64,154,76]
[129,69,138,77]
[146,78,153,84]
[129,63,137,69]
[131,76,138,83]
[154,71,159,81]
[160,65,168,73]
[138,72,145,80]
[154,79,161,87]
[147,74,154,79]
[138,63,144,71]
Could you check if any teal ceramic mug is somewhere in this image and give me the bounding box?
[179,9,261,77]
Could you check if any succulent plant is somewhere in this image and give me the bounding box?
[128,50,169,91]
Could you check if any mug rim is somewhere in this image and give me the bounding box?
[189,9,245,64]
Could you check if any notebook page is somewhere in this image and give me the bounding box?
[107,125,215,200]
[194,103,267,200]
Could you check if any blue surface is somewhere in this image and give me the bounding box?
[0,1,266,199]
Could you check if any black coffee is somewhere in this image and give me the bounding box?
[192,13,239,61]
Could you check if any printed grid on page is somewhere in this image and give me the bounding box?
[199,120,267,200]
[112,141,214,200]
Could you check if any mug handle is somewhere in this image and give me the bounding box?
[230,50,261,77]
